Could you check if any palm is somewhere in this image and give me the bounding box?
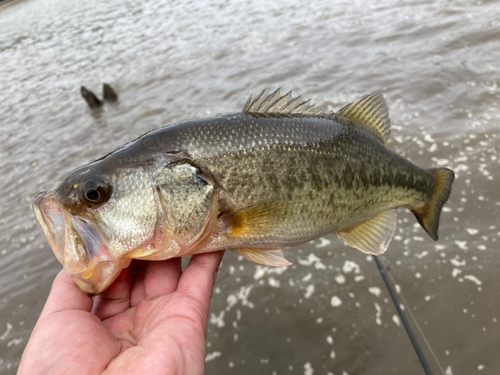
[19,252,224,375]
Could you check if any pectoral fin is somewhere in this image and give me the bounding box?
[337,210,397,255]
[223,201,288,238]
[231,248,292,266]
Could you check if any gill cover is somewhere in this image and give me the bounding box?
[155,161,216,247]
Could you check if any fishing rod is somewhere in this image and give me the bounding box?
[372,255,435,375]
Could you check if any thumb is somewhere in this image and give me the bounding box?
[40,270,93,320]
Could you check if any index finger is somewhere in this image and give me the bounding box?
[92,266,132,320]
[177,251,224,312]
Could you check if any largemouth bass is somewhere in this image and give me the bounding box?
[33,89,454,295]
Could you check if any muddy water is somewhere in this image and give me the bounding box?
[1,0,499,373]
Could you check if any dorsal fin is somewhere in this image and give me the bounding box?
[243,88,324,117]
[335,93,391,144]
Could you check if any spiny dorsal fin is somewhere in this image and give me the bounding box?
[243,88,324,117]
[335,93,391,144]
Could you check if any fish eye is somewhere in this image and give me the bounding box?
[81,178,111,206]
[85,189,100,201]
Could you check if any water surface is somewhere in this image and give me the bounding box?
[1,0,499,373]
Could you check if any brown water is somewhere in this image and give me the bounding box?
[1,0,499,373]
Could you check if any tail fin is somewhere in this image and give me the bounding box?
[413,168,455,240]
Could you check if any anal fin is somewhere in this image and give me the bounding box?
[337,210,397,255]
[231,248,292,266]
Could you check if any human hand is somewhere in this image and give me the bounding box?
[18,251,225,375]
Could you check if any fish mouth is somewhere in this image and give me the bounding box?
[33,192,68,266]
[33,191,122,295]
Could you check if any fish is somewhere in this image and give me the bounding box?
[33,88,455,295]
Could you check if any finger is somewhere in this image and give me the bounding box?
[130,260,149,307]
[144,257,183,300]
[92,266,132,320]
[177,251,224,312]
[40,270,93,320]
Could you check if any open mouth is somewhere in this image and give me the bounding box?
[33,192,68,266]
[34,192,94,273]
[33,192,118,294]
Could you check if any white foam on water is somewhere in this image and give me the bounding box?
[368,287,382,297]
[304,362,314,375]
[331,296,342,307]
[464,275,482,286]
[0,323,12,340]
[415,251,429,259]
[304,284,315,298]
[315,237,331,248]
[392,314,401,327]
[253,267,266,280]
[335,274,346,284]
[302,273,312,282]
[226,295,237,311]
[374,303,382,326]
[298,253,327,269]
[268,277,280,288]
[451,258,466,267]
[237,285,254,308]
[424,134,436,142]
[7,338,22,347]
[253,265,288,280]
[342,260,361,274]
[205,352,222,362]
[209,311,226,328]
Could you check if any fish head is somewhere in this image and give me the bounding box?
[32,162,170,295]
[33,157,217,295]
